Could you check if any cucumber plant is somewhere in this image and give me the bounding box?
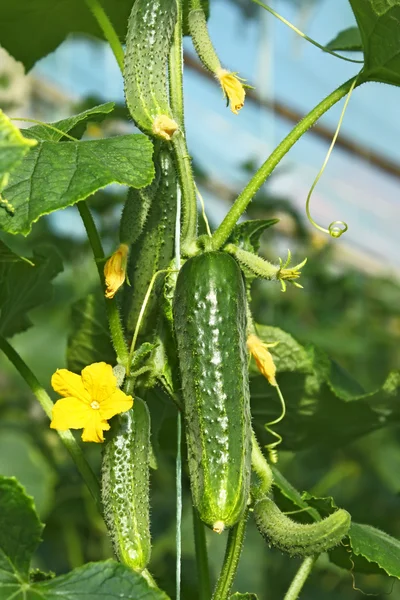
[0,0,400,599]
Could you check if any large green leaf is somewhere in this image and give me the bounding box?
[23,103,115,142]
[0,246,63,337]
[0,134,154,235]
[349,0,400,86]
[0,476,171,599]
[0,110,36,195]
[326,26,363,52]
[67,292,115,373]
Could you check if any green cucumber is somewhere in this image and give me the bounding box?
[254,497,351,557]
[124,146,177,336]
[124,0,178,139]
[119,178,159,247]
[102,398,151,572]
[173,251,252,532]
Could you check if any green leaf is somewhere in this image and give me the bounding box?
[0,476,43,579]
[270,466,321,522]
[349,0,400,86]
[326,26,363,52]
[0,239,33,264]
[0,134,154,235]
[227,219,279,253]
[230,594,259,600]
[23,103,115,142]
[0,246,63,337]
[67,292,115,373]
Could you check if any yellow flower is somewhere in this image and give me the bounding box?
[104,243,129,299]
[247,334,277,386]
[216,69,246,115]
[50,362,133,443]
[152,114,179,140]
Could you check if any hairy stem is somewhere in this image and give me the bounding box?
[283,555,318,600]
[84,0,124,73]
[0,335,102,514]
[212,509,249,600]
[193,507,212,600]
[77,202,129,367]
[211,75,361,250]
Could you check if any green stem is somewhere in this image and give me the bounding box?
[251,429,273,498]
[211,75,361,250]
[212,509,249,600]
[193,507,211,600]
[0,335,102,514]
[77,202,129,367]
[283,555,318,600]
[84,0,124,73]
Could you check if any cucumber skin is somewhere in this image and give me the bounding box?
[173,251,251,530]
[254,497,351,557]
[102,398,151,572]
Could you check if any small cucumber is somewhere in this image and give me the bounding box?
[102,398,151,572]
[124,0,178,139]
[119,178,159,247]
[173,251,252,532]
[124,146,177,335]
[254,497,351,557]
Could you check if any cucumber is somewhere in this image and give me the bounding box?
[102,398,151,572]
[173,251,252,532]
[254,497,351,557]
[124,0,178,139]
[124,146,177,336]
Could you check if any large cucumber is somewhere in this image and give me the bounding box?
[124,146,177,336]
[173,251,251,532]
[102,398,151,572]
[254,497,351,557]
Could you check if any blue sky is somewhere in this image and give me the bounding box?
[32,0,400,272]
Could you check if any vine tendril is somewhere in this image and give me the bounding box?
[305,74,359,239]
[264,383,286,463]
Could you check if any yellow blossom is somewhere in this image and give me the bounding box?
[50,362,133,443]
[247,334,277,386]
[152,114,179,140]
[104,243,129,299]
[216,69,246,115]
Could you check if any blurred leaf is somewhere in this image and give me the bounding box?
[0,239,33,264]
[67,292,115,373]
[0,430,55,517]
[230,594,259,599]
[0,135,154,235]
[270,465,321,522]
[23,103,115,142]
[0,246,63,337]
[349,0,400,86]
[227,219,279,253]
[0,109,36,188]
[326,26,362,51]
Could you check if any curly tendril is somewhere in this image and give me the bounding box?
[305,74,360,239]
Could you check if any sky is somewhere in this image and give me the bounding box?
[32,0,400,273]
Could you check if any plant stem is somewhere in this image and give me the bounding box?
[251,429,273,497]
[193,507,211,600]
[77,202,129,367]
[283,555,318,600]
[211,75,361,250]
[212,509,249,600]
[84,0,124,73]
[0,335,102,514]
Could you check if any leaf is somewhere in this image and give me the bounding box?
[0,476,171,599]
[67,292,115,373]
[230,594,259,600]
[227,219,279,254]
[0,109,36,195]
[0,239,33,264]
[0,134,154,235]
[326,26,363,51]
[23,103,115,142]
[0,246,63,337]
[349,0,400,86]
[0,476,43,579]
[270,466,321,522]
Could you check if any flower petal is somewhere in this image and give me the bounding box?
[99,389,133,420]
[50,397,92,430]
[51,369,91,402]
[81,362,117,402]
[81,416,110,443]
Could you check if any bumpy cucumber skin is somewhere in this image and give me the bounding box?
[124,146,177,335]
[102,398,151,572]
[173,251,252,530]
[119,178,158,247]
[124,0,177,134]
[254,497,351,557]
